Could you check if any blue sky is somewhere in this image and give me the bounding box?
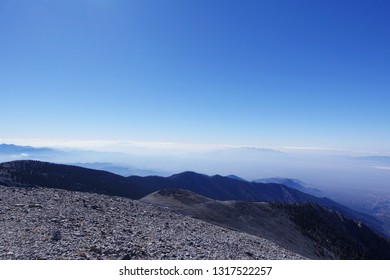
[1,0,390,153]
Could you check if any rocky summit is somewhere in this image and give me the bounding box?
[0,185,305,260]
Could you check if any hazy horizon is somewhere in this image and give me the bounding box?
[1,140,390,194]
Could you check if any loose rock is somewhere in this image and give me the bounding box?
[0,185,305,260]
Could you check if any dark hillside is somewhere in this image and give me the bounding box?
[274,202,390,259]
[0,160,386,237]
[0,160,143,198]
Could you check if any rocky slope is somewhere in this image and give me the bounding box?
[141,189,320,259]
[0,185,304,260]
[141,189,390,259]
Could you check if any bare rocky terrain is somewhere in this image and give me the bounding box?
[141,188,321,259]
[0,185,305,260]
[141,189,390,259]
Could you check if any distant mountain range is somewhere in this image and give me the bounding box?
[73,162,164,177]
[354,156,390,163]
[0,144,56,156]
[253,177,322,196]
[0,160,387,238]
[0,143,164,177]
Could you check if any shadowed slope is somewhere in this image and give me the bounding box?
[141,189,390,259]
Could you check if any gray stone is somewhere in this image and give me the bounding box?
[0,185,306,260]
[51,230,62,241]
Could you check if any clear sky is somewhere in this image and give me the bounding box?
[1,0,390,153]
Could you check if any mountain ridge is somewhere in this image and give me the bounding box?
[0,160,387,238]
[253,177,322,196]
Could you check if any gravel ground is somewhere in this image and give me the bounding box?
[0,185,305,260]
